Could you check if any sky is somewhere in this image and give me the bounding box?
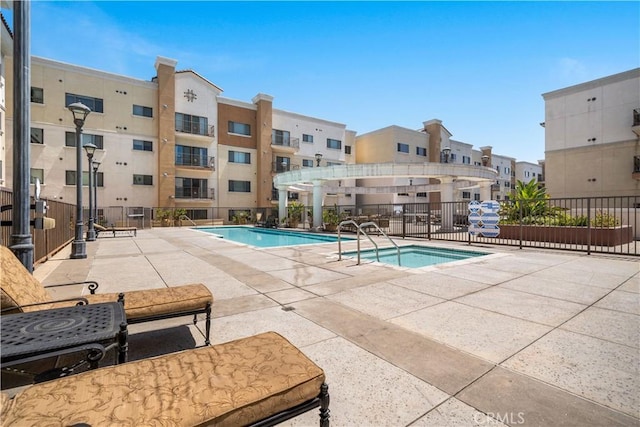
[3,1,639,163]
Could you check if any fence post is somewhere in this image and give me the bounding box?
[587,198,591,255]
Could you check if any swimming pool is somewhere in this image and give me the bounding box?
[197,226,351,248]
[342,245,488,268]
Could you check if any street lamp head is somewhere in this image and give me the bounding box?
[315,152,323,166]
[441,146,451,163]
[83,142,97,158]
[67,102,92,125]
[481,154,490,166]
[92,160,101,172]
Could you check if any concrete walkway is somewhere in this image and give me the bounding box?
[34,227,639,426]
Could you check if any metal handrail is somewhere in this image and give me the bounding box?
[179,215,197,226]
[337,220,401,266]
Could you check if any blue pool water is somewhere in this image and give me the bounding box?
[343,245,488,268]
[197,226,351,248]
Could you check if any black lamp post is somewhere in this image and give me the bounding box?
[315,152,323,167]
[68,102,91,259]
[92,160,101,228]
[84,143,97,241]
[441,147,451,164]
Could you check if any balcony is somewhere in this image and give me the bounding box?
[176,120,215,138]
[271,136,299,154]
[176,155,215,170]
[633,109,640,137]
[634,155,640,180]
[272,162,300,173]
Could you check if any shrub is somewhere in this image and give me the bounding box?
[591,211,619,228]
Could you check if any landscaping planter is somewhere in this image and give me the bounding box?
[498,225,634,246]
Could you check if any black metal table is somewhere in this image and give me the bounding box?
[1,302,127,383]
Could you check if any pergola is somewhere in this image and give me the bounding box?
[273,163,499,230]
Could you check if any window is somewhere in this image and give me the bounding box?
[133,105,153,118]
[65,132,104,149]
[417,192,427,198]
[397,143,409,153]
[133,139,153,151]
[175,145,209,167]
[228,150,251,164]
[525,171,530,177]
[326,138,341,150]
[176,177,209,198]
[65,93,104,113]
[345,145,352,155]
[474,194,481,201]
[397,192,409,197]
[505,167,511,175]
[228,121,251,136]
[133,174,153,185]
[416,147,426,157]
[30,128,44,144]
[302,134,313,143]
[462,155,471,164]
[462,191,471,199]
[30,168,44,184]
[176,113,209,135]
[184,209,208,220]
[65,170,100,186]
[496,166,500,173]
[450,153,457,162]
[275,156,291,172]
[31,87,44,104]
[272,129,290,146]
[228,180,251,193]
[326,161,341,166]
[302,159,314,168]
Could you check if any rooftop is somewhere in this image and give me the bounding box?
[29,227,640,425]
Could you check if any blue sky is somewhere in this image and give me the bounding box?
[3,1,639,163]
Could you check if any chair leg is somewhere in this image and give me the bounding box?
[319,383,330,427]
[204,302,212,346]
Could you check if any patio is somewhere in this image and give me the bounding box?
[25,227,640,426]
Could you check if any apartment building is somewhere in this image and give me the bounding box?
[0,11,9,187]
[542,68,640,201]
[515,161,543,186]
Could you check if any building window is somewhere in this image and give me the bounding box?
[175,145,209,167]
[133,139,153,151]
[462,155,471,164]
[65,93,104,113]
[417,192,427,198]
[302,134,313,143]
[327,138,341,150]
[272,129,290,146]
[184,209,208,220]
[133,105,153,118]
[30,168,44,184]
[30,128,44,144]
[474,193,481,201]
[176,177,208,198]
[65,132,104,149]
[397,143,409,153]
[176,113,209,135]
[345,145,352,155]
[133,174,153,185]
[229,180,251,193]
[302,159,314,168]
[228,121,251,136]
[397,192,409,197]
[65,170,101,186]
[31,87,44,104]
[496,166,500,173]
[416,147,426,157]
[462,191,471,199]
[228,150,251,164]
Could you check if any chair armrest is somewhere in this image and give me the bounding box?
[43,281,99,294]
[1,297,90,313]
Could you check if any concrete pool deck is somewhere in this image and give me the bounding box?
[32,227,639,426]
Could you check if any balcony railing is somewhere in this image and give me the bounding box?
[175,187,210,199]
[272,162,300,173]
[271,136,300,149]
[176,121,215,137]
[176,154,215,169]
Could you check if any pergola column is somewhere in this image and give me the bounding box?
[440,178,455,232]
[312,180,324,229]
[278,186,288,222]
[479,181,492,201]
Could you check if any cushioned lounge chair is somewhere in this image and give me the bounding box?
[0,245,213,344]
[1,332,330,426]
[94,223,137,237]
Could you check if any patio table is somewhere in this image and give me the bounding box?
[1,302,128,383]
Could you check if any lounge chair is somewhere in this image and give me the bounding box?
[0,245,213,344]
[94,223,137,237]
[1,332,330,426]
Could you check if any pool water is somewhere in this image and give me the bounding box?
[197,226,351,248]
[343,245,488,268]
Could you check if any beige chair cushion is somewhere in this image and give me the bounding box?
[84,284,213,320]
[0,245,53,312]
[1,332,325,426]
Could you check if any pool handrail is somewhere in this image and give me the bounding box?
[338,220,363,264]
[338,220,400,266]
[359,221,401,267]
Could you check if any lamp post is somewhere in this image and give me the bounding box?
[92,160,101,228]
[68,102,91,259]
[315,152,323,167]
[84,143,97,241]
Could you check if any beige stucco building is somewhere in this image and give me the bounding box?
[542,68,640,202]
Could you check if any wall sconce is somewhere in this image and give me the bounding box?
[162,138,168,143]
[315,152,323,167]
[441,147,451,163]
[163,172,168,177]
[162,104,168,109]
